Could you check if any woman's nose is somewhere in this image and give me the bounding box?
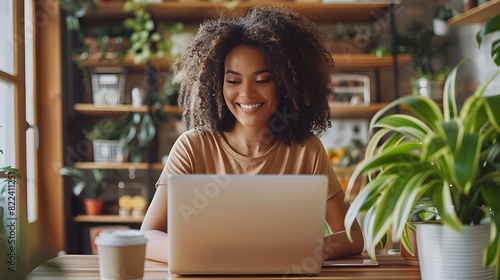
[239,82,256,98]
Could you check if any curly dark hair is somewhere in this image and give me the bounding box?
[172,6,334,146]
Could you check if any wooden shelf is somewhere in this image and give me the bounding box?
[162,105,182,114]
[74,103,181,116]
[74,162,151,170]
[151,163,165,170]
[333,54,410,69]
[74,104,148,116]
[74,102,386,118]
[329,103,388,119]
[86,1,392,23]
[74,215,143,223]
[75,53,410,70]
[74,162,164,170]
[448,0,500,25]
[74,54,172,70]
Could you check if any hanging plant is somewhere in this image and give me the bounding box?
[123,0,166,64]
[59,0,97,44]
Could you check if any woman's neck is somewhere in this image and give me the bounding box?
[221,125,276,157]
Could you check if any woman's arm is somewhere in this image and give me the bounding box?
[322,190,365,260]
[141,184,169,263]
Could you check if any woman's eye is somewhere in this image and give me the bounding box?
[256,79,269,84]
[226,80,239,85]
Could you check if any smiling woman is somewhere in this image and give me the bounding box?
[140,6,364,264]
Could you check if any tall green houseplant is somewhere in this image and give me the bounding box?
[344,15,500,278]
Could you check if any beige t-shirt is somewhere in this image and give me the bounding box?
[157,129,341,199]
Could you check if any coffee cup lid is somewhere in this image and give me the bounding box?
[94,229,148,247]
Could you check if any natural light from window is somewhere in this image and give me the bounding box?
[25,0,36,223]
[0,0,14,75]
[0,82,16,169]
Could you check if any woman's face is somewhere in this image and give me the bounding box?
[223,44,280,131]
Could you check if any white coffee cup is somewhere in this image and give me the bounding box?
[94,229,148,280]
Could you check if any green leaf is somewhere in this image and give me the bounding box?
[150,32,161,42]
[477,15,500,67]
[492,38,500,66]
[442,60,468,122]
[483,93,500,132]
[401,223,415,256]
[123,0,134,12]
[359,142,422,173]
[373,114,431,141]
[73,181,85,196]
[454,133,481,194]
[138,113,156,145]
[460,95,488,133]
[481,185,500,278]
[391,167,435,240]
[145,20,155,31]
[432,180,462,232]
[345,175,394,240]
[370,95,442,133]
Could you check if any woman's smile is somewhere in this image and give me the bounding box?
[238,102,264,110]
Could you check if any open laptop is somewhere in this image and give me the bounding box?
[167,174,328,276]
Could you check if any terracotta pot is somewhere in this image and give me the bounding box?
[400,229,419,266]
[84,198,104,215]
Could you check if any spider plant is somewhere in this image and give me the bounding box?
[344,14,500,277]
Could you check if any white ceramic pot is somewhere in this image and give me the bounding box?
[416,223,494,280]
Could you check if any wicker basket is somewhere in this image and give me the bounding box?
[92,139,128,162]
[90,66,126,107]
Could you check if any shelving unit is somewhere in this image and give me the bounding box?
[74,161,164,170]
[62,0,406,253]
[74,215,144,223]
[76,50,411,70]
[85,1,392,23]
[73,103,181,116]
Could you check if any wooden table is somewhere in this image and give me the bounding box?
[28,254,421,279]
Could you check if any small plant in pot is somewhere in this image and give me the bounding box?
[85,117,134,163]
[398,20,451,102]
[60,167,108,215]
[320,22,379,55]
[344,15,500,280]
[86,112,156,163]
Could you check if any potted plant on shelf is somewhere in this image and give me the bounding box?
[86,116,134,163]
[320,22,379,55]
[84,25,132,62]
[60,167,108,215]
[123,0,166,64]
[85,112,156,163]
[398,20,451,102]
[344,15,500,279]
